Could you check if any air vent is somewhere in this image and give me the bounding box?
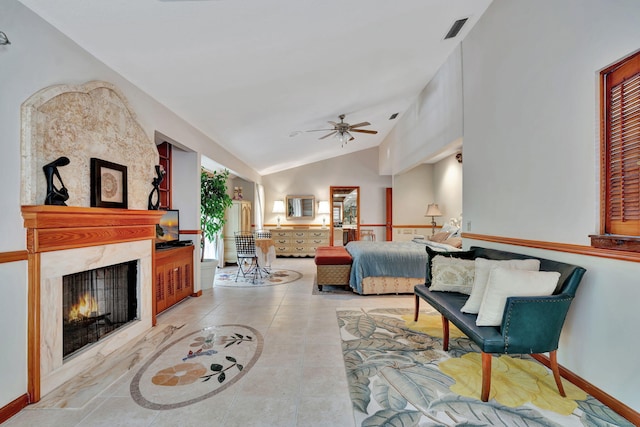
[444,18,468,40]
[389,113,399,120]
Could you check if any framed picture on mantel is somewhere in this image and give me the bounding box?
[90,158,128,209]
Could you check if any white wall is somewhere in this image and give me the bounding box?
[262,148,391,233]
[462,0,640,410]
[392,153,462,240]
[393,164,435,226]
[433,154,463,224]
[0,1,258,409]
[380,45,463,176]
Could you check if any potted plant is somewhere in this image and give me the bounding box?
[200,168,233,289]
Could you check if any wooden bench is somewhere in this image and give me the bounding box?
[314,246,352,291]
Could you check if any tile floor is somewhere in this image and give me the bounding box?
[5,258,414,427]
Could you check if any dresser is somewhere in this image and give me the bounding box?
[270,228,329,257]
[223,200,252,264]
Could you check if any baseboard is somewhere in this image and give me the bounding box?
[532,354,640,425]
[0,394,29,424]
[190,290,202,297]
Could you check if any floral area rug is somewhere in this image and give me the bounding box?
[337,308,632,427]
[131,324,263,410]
[214,265,302,287]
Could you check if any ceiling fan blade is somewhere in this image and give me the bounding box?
[351,129,378,134]
[348,121,371,129]
[306,129,335,132]
[319,131,337,140]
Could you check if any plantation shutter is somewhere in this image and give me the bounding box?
[605,52,640,236]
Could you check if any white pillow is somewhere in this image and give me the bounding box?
[460,258,540,314]
[430,256,476,294]
[475,268,560,326]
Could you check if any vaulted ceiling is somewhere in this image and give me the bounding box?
[19,0,492,175]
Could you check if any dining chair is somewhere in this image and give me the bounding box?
[234,232,262,283]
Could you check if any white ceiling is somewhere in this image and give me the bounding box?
[19,0,492,175]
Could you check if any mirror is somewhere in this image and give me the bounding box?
[330,186,359,246]
[286,195,315,219]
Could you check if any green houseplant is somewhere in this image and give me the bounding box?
[200,168,233,288]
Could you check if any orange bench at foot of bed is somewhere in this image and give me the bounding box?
[314,246,352,291]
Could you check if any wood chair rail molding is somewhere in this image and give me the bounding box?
[462,233,640,263]
[179,229,202,235]
[0,250,28,264]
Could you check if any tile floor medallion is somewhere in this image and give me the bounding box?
[131,324,263,410]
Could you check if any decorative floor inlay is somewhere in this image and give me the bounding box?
[131,324,263,410]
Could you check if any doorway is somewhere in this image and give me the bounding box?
[330,186,359,246]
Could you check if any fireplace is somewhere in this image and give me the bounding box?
[22,206,164,401]
[62,261,138,359]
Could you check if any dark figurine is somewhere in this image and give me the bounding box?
[43,156,70,206]
[148,164,166,210]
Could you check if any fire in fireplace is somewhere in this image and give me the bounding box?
[62,260,138,359]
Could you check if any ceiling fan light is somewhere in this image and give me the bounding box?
[336,131,350,146]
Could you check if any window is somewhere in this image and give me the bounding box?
[593,51,640,251]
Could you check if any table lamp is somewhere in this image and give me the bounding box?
[317,200,330,229]
[272,200,285,229]
[425,203,442,235]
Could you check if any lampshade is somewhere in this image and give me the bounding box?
[272,200,285,214]
[317,200,330,214]
[425,203,442,217]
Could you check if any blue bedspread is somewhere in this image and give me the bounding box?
[345,241,428,294]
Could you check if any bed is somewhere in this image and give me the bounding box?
[344,232,462,295]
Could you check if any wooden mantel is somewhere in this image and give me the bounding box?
[22,205,165,253]
[21,205,165,403]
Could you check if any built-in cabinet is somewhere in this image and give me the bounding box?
[223,200,252,264]
[156,141,172,210]
[271,228,329,257]
[154,245,194,315]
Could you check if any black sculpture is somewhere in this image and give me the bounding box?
[43,156,70,206]
[148,164,166,210]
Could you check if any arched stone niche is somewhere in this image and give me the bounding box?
[21,80,158,209]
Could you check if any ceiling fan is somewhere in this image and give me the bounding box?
[307,114,378,146]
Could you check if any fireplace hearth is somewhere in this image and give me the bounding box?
[63,261,138,359]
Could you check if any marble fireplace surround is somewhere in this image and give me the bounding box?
[40,239,152,397]
[20,81,162,402]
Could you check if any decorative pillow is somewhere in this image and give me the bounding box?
[425,247,476,286]
[460,258,540,314]
[475,268,560,326]
[429,232,450,243]
[443,237,462,248]
[429,255,476,294]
